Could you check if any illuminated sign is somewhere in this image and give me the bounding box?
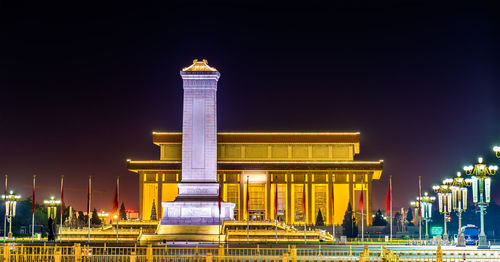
[242,171,267,183]
[431,226,443,236]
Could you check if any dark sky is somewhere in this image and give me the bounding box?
[1,1,499,212]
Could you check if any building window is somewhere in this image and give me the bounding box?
[314,185,327,224]
[226,184,239,217]
[277,184,286,210]
[276,184,286,222]
[294,185,305,222]
[249,184,265,220]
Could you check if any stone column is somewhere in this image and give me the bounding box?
[286,174,293,224]
[349,175,354,210]
[139,172,144,220]
[307,173,313,225]
[157,175,162,221]
[328,173,333,226]
[367,176,373,225]
[266,172,271,220]
[239,173,245,221]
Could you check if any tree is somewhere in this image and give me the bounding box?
[150,200,157,221]
[315,209,325,226]
[342,202,358,238]
[77,211,87,227]
[406,206,414,226]
[91,208,101,226]
[373,209,388,226]
[120,202,127,220]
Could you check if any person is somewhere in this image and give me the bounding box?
[48,217,55,241]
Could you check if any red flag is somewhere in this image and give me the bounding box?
[418,177,422,217]
[32,175,36,214]
[359,191,364,212]
[218,183,222,215]
[112,179,119,214]
[60,176,64,217]
[274,177,278,218]
[384,183,391,212]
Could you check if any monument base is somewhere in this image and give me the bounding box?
[140,225,225,243]
[161,201,235,225]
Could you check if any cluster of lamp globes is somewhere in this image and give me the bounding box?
[416,146,500,248]
[1,191,21,218]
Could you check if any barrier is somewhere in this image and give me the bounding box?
[2,243,500,261]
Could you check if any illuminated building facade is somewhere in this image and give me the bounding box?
[127,60,383,227]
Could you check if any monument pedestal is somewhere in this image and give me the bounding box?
[160,200,235,225]
[157,199,234,242]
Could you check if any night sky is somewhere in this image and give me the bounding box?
[1,1,499,212]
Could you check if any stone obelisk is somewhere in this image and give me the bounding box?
[159,60,234,234]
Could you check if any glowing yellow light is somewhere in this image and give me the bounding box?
[182,59,218,72]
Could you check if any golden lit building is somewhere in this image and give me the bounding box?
[128,132,383,226]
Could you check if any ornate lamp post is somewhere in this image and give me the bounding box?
[433,184,452,243]
[43,196,61,219]
[463,157,498,249]
[493,146,500,158]
[443,172,472,246]
[97,211,109,224]
[413,192,435,240]
[2,191,21,239]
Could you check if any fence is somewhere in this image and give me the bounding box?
[2,244,500,262]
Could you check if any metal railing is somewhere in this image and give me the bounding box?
[3,244,500,262]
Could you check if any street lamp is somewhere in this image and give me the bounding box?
[463,157,498,249]
[413,192,435,240]
[493,146,500,158]
[43,196,61,219]
[443,172,472,246]
[97,211,109,225]
[2,191,21,239]
[433,183,452,244]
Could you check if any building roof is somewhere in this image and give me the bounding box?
[152,132,360,144]
[182,59,218,72]
[127,160,383,179]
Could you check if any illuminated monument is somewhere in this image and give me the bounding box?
[128,60,383,232]
[159,59,234,227]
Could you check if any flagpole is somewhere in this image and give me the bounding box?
[32,175,36,241]
[116,176,119,241]
[390,175,393,243]
[246,175,249,243]
[303,180,306,244]
[88,176,91,243]
[60,175,64,241]
[361,191,364,244]
[275,176,278,244]
[117,176,120,206]
[218,206,221,245]
[218,181,221,246]
[331,174,335,243]
[418,176,422,244]
[4,174,7,242]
